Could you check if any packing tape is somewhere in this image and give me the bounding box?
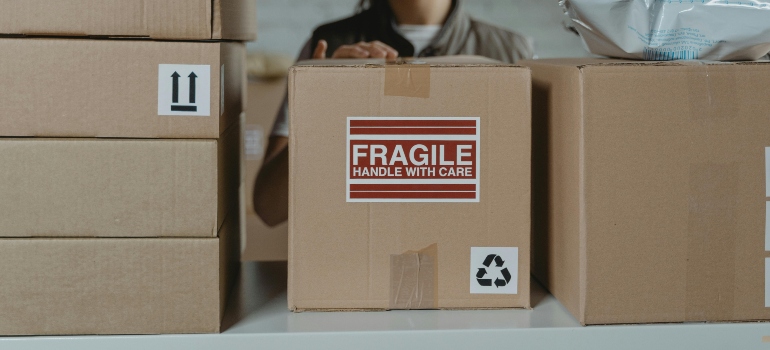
[384,61,431,99]
[686,163,738,320]
[389,243,438,310]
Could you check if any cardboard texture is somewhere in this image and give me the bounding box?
[526,58,770,325]
[0,39,245,139]
[288,57,531,310]
[0,210,239,335]
[0,0,257,40]
[0,123,239,238]
[241,78,289,261]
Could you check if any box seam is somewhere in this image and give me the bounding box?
[578,67,588,325]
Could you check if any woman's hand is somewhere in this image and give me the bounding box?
[313,39,398,59]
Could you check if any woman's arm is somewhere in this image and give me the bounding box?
[252,39,399,227]
[251,40,314,227]
[253,136,289,227]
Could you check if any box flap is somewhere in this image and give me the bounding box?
[295,55,517,68]
[527,58,770,69]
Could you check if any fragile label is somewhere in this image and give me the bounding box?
[346,117,480,202]
[158,64,211,116]
[470,247,518,294]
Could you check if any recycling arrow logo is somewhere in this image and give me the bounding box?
[471,247,518,294]
[475,254,512,288]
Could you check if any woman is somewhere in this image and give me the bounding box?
[254,0,534,226]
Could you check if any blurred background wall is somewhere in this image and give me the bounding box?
[248,0,591,59]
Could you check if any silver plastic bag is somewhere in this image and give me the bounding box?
[562,0,770,61]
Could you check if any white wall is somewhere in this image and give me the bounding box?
[248,0,590,59]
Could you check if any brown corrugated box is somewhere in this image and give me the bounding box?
[0,208,239,335]
[0,39,245,139]
[288,57,531,310]
[241,78,289,261]
[525,58,770,325]
[0,122,239,238]
[0,0,256,40]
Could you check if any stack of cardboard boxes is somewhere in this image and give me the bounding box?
[0,0,255,335]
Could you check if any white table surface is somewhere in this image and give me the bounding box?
[3,261,770,350]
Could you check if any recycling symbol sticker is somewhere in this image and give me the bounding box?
[470,247,518,294]
[476,254,512,288]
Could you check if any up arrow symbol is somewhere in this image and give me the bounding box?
[171,72,181,103]
[188,72,198,104]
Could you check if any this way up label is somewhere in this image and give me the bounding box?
[158,64,211,116]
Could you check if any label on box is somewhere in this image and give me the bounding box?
[766,258,770,307]
[765,147,770,198]
[244,124,265,161]
[470,247,518,294]
[765,148,770,307]
[346,117,480,203]
[157,64,211,116]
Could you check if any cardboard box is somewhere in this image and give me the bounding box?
[526,58,770,325]
[0,0,256,40]
[0,209,239,335]
[0,39,245,139]
[288,57,532,310]
[0,123,239,238]
[241,78,289,262]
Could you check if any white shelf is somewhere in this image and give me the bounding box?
[3,261,770,350]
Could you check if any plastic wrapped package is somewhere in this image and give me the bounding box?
[562,0,770,61]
